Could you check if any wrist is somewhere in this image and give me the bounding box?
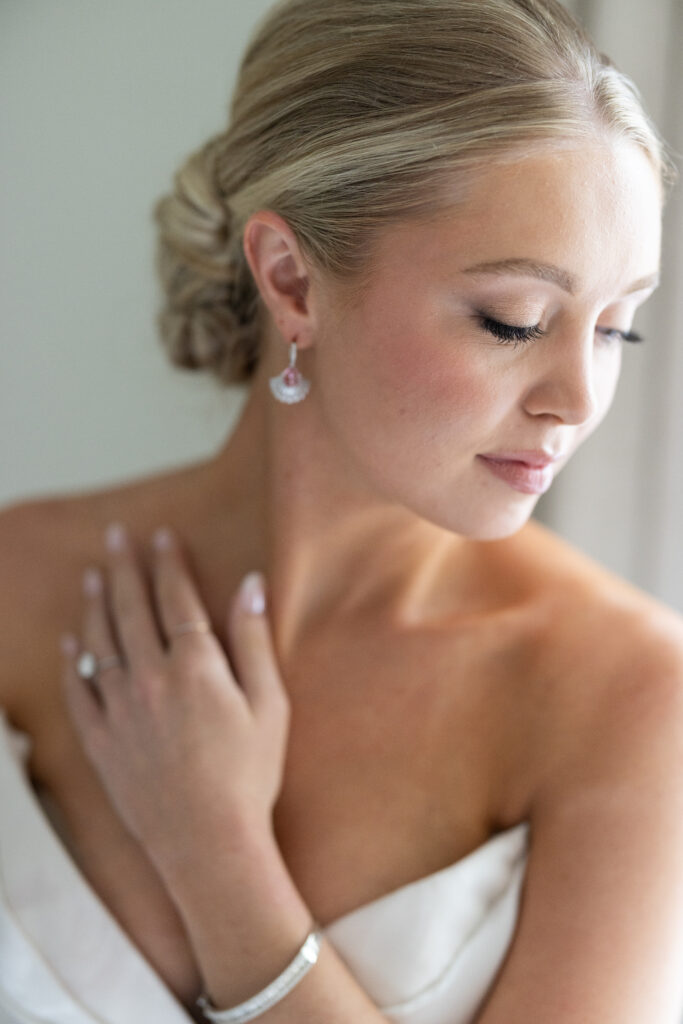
[196,926,323,1023]
[148,809,277,893]
[156,819,315,1014]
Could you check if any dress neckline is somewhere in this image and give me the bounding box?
[0,710,529,1022]
[2,712,529,929]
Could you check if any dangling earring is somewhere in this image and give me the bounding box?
[269,340,311,404]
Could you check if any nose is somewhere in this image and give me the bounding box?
[522,328,601,426]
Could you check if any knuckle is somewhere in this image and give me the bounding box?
[129,663,166,699]
[172,637,224,680]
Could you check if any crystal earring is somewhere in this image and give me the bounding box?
[269,340,311,404]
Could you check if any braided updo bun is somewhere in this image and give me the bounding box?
[152,0,673,388]
[153,137,263,385]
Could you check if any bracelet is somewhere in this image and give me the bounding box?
[196,926,323,1023]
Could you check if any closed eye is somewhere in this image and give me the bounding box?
[595,327,644,343]
[478,316,545,346]
[478,316,645,348]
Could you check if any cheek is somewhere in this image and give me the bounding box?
[363,301,498,436]
[377,336,487,437]
[317,301,495,470]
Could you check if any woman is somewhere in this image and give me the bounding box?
[1,0,683,1021]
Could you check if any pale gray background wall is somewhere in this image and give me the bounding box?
[1,0,275,496]
[548,0,683,613]
[2,0,682,612]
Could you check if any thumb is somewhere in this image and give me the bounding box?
[228,573,290,724]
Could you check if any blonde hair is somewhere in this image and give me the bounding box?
[153,0,676,386]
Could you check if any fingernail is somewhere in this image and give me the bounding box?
[105,522,127,552]
[240,572,266,615]
[83,567,103,596]
[60,632,77,657]
[152,527,173,551]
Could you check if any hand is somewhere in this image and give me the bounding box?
[60,523,291,872]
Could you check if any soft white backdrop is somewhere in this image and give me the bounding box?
[2,0,682,612]
[550,0,683,612]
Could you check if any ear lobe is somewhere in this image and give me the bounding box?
[242,211,314,342]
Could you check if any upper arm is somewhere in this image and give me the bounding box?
[0,500,33,714]
[0,498,70,721]
[476,615,683,1023]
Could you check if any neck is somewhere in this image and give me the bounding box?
[200,339,472,658]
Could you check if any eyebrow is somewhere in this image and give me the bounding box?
[463,258,660,297]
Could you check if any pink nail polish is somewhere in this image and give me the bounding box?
[152,527,173,551]
[83,567,103,596]
[240,572,266,615]
[105,522,127,552]
[60,633,77,656]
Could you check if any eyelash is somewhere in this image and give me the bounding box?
[479,316,645,349]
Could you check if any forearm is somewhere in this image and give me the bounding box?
[155,819,390,1023]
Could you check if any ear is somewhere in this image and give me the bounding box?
[242,210,317,350]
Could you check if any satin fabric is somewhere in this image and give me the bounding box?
[0,709,529,1024]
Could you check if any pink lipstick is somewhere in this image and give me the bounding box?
[477,455,555,495]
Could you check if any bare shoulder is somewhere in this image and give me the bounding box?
[0,464,203,729]
[480,519,682,792]
[0,492,104,726]
[477,522,683,1022]
[531,524,683,810]
[521,518,683,746]
[512,519,683,809]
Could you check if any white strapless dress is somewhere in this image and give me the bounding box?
[0,709,530,1024]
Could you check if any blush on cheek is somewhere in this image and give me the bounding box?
[323,292,489,468]
[379,334,487,427]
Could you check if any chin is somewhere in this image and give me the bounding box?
[476,519,532,542]
[433,502,537,543]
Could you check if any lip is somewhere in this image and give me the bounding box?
[479,450,565,469]
[477,455,556,495]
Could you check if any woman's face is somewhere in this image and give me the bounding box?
[310,139,662,540]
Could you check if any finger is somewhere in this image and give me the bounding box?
[104,522,164,672]
[229,573,290,724]
[80,564,127,705]
[149,527,220,653]
[81,565,126,672]
[59,631,108,751]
